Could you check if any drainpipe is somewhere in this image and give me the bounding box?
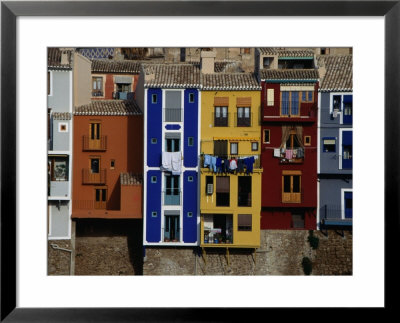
[51,243,73,275]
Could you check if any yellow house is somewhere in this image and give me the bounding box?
[199,60,262,255]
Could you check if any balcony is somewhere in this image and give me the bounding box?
[163,108,182,122]
[112,91,135,100]
[234,112,253,127]
[272,147,305,164]
[202,214,234,245]
[82,168,106,185]
[282,190,303,203]
[213,112,230,127]
[201,154,261,172]
[82,135,107,151]
[92,90,104,97]
[162,190,182,205]
[263,103,317,122]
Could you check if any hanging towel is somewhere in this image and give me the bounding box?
[216,157,222,173]
[245,156,255,174]
[274,149,281,157]
[171,152,182,175]
[237,158,244,173]
[204,154,212,168]
[285,149,293,160]
[211,156,217,173]
[229,159,238,171]
[161,152,173,171]
[222,159,229,173]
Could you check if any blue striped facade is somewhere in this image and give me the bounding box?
[145,88,199,245]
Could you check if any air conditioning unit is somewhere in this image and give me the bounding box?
[206,184,213,195]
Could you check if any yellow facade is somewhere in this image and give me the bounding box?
[200,90,262,248]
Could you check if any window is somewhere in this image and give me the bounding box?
[216,176,230,207]
[152,211,158,217]
[263,57,270,68]
[187,212,193,218]
[238,177,251,207]
[90,158,100,174]
[282,171,301,203]
[110,160,115,169]
[164,214,180,242]
[152,94,157,104]
[302,91,313,102]
[188,176,194,182]
[151,176,157,183]
[151,138,157,144]
[304,136,311,146]
[214,106,228,127]
[323,137,336,152]
[90,122,101,140]
[238,214,252,231]
[230,142,238,155]
[165,138,180,152]
[251,142,258,151]
[58,123,68,132]
[94,188,107,209]
[263,129,270,144]
[164,175,180,205]
[333,95,342,111]
[206,176,214,195]
[189,93,195,103]
[267,88,274,106]
[242,48,251,54]
[49,156,68,181]
[92,77,103,96]
[281,91,300,116]
[47,71,51,95]
[214,140,228,158]
[237,107,251,127]
[291,213,305,228]
[188,137,194,147]
[165,90,181,122]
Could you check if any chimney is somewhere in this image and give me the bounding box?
[200,50,216,74]
[61,50,70,65]
[318,61,326,81]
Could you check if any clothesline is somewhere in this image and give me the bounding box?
[203,154,256,174]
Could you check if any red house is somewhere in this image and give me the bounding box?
[256,48,319,229]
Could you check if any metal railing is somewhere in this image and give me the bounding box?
[200,154,261,171]
[263,103,317,118]
[112,91,135,100]
[275,147,305,163]
[162,190,182,205]
[92,90,104,97]
[234,112,253,127]
[82,135,107,151]
[82,168,107,184]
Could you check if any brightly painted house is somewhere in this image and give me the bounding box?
[317,54,353,230]
[257,48,319,230]
[199,51,262,252]
[136,64,201,246]
[47,48,91,240]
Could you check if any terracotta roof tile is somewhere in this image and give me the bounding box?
[143,64,201,88]
[120,172,143,185]
[48,48,72,69]
[201,73,261,90]
[317,55,353,91]
[91,59,141,74]
[260,69,319,81]
[52,112,72,120]
[258,48,315,57]
[74,100,142,116]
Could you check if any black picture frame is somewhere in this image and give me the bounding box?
[1,0,397,321]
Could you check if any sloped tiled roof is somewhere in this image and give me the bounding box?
[91,59,141,74]
[52,112,72,120]
[47,48,72,69]
[260,69,319,81]
[142,64,201,88]
[317,55,353,92]
[258,48,315,58]
[74,100,142,116]
[201,73,261,90]
[120,172,143,185]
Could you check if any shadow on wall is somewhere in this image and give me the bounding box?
[75,218,143,275]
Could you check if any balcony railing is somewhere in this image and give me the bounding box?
[234,112,253,127]
[163,108,182,122]
[273,147,305,163]
[112,91,135,100]
[82,135,107,151]
[92,90,104,97]
[200,154,261,171]
[82,168,107,184]
[282,190,303,204]
[213,112,230,127]
[263,103,317,119]
[162,190,182,205]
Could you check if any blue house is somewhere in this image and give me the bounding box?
[136,64,201,246]
[317,55,353,229]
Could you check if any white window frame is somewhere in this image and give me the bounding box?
[341,188,353,220]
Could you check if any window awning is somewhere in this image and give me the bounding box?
[114,76,132,84]
[213,137,259,141]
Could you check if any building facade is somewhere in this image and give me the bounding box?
[71,100,143,220]
[257,48,319,230]
[47,48,91,240]
[317,54,353,229]
[136,64,201,246]
[199,51,262,251]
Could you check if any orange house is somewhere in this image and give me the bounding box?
[72,100,143,219]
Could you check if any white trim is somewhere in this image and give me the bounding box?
[338,128,353,170]
[329,92,352,124]
[341,188,353,220]
[48,70,53,97]
[143,88,148,244]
